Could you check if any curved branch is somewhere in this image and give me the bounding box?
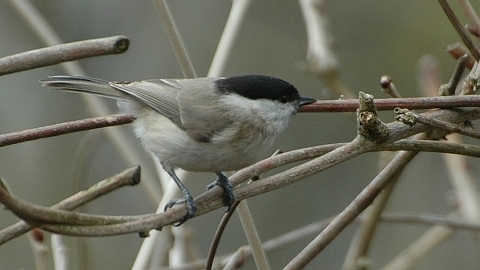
[0,166,140,244]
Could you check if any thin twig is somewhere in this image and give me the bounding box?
[237,200,271,270]
[0,36,129,76]
[0,114,135,147]
[300,95,480,112]
[437,0,480,60]
[28,229,48,270]
[458,0,480,37]
[446,43,476,70]
[395,108,480,139]
[439,54,469,95]
[208,0,252,77]
[381,212,480,229]
[299,0,353,98]
[205,202,241,270]
[380,75,401,98]
[381,219,454,270]
[154,0,196,78]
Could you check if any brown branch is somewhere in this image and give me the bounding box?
[0,166,140,244]
[438,0,480,60]
[458,0,480,38]
[395,108,480,139]
[447,43,477,70]
[205,202,241,270]
[0,114,135,147]
[299,95,480,112]
[0,36,129,76]
[439,54,469,96]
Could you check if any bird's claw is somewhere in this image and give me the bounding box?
[164,195,196,226]
[207,172,235,212]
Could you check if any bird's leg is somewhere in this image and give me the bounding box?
[163,169,196,226]
[206,172,235,211]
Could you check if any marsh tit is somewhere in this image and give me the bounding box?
[41,75,316,225]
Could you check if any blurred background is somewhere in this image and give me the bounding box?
[0,0,479,269]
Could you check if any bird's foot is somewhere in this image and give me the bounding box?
[207,172,235,211]
[164,193,196,226]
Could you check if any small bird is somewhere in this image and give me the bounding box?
[41,75,316,225]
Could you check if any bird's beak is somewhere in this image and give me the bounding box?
[299,96,317,106]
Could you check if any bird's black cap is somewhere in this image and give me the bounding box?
[215,75,302,103]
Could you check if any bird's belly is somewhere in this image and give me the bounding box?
[131,110,272,172]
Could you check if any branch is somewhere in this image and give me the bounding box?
[300,95,480,112]
[395,108,480,139]
[154,0,196,78]
[438,0,480,60]
[0,114,135,147]
[0,166,140,244]
[0,36,129,76]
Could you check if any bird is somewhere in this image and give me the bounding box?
[41,75,316,225]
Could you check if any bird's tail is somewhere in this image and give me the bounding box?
[40,75,129,100]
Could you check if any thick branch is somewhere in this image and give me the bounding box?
[0,166,140,244]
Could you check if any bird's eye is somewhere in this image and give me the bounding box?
[279,96,288,103]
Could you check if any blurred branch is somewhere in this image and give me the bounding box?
[380,76,401,98]
[382,220,454,270]
[237,200,270,270]
[28,229,48,270]
[51,234,69,270]
[208,0,252,77]
[438,0,480,60]
[0,114,134,147]
[298,0,353,98]
[0,36,129,76]
[446,43,476,69]
[458,0,480,38]
[154,0,196,78]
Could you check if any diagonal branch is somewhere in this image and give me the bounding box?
[0,114,134,147]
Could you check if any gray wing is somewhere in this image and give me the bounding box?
[111,78,232,143]
[110,79,183,128]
